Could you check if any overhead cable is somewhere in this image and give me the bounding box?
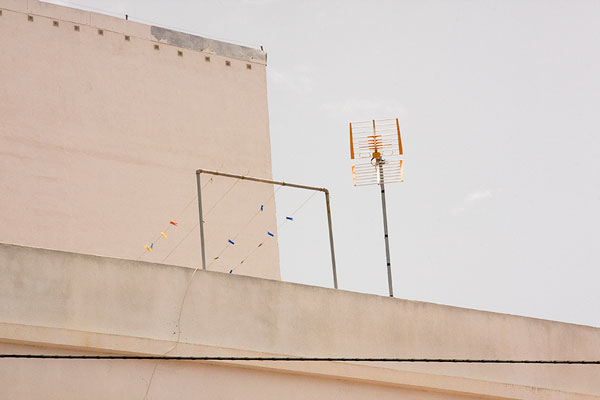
[1,355,599,364]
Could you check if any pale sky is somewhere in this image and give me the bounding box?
[48,0,600,327]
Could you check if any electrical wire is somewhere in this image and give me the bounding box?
[161,171,253,356]
[138,172,243,396]
[136,173,306,397]
[140,258,203,399]
[144,172,276,396]
[2,355,599,364]
[138,171,252,397]
[164,181,281,362]
[136,172,223,398]
[166,181,280,349]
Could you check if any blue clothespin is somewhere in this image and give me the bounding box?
[228,239,235,245]
[286,216,293,221]
[229,269,233,274]
[150,242,154,249]
[260,204,264,211]
[267,231,274,237]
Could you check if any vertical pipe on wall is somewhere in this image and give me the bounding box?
[324,190,338,289]
[196,171,207,270]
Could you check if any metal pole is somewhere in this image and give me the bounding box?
[196,171,207,270]
[195,169,338,285]
[324,190,338,289]
[378,159,394,297]
[196,169,326,193]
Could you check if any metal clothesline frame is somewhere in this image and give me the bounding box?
[195,169,338,289]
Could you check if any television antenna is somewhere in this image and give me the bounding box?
[350,118,404,297]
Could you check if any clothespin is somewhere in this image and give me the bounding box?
[160,232,167,239]
[228,239,235,245]
[169,221,178,226]
[145,245,152,252]
[286,216,293,221]
[260,205,264,211]
[267,231,274,237]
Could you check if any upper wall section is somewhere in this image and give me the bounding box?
[149,26,266,64]
[0,0,280,279]
[1,0,266,64]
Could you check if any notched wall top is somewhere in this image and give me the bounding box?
[0,0,267,65]
[151,26,266,65]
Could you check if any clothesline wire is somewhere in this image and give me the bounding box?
[137,177,213,261]
[203,177,245,218]
[229,190,319,274]
[161,174,243,263]
[207,186,282,270]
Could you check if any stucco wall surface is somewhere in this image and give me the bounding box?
[0,342,490,400]
[1,243,599,399]
[0,0,280,280]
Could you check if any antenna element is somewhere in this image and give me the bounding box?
[349,118,404,297]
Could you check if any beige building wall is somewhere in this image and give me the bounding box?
[1,243,599,399]
[0,0,280,280]
[2,2,599,399]
[0,343,488,400]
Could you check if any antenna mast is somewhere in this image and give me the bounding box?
[350,118,404,297]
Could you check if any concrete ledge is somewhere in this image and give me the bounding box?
[1,322,597,400]
[1,243,600,396]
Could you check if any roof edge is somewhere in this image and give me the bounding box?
[0,0,267,64]
[150,25,266,64]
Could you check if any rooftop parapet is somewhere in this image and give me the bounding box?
[0,0,266,64]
